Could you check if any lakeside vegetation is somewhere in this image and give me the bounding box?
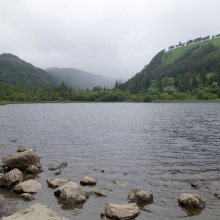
[1,36,220,103]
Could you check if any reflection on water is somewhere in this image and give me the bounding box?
[0,103,220,219]
[180,206,204,217]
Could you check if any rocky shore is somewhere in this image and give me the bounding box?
[0,146,218,219]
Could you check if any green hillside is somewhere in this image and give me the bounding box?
[120,36,220,101]
[0,53,54,88]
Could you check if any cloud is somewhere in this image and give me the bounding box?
[0,0,220,79]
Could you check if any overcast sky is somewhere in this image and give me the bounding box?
[0,0,219,79]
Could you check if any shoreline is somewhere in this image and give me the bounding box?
[1,99,220,105]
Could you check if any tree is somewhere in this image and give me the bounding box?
[158,80,163,92]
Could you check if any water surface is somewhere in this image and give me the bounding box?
[0,103,220,219]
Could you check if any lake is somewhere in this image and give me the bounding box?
[0,103,220,219]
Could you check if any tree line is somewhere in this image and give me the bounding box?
[168,33,220,50]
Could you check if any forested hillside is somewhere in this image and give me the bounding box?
[0,53,54,88]
[119,36,220,101]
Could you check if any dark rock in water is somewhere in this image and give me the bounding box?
[178,193,206,208]
[54,170,61,175]
[191,183,202,189]
[100,213,105,218]
[214,193,220,198]
[11,140,17,142]
[100,170,104,173]
[48,162,67,171]
[17,146,32,152]
[20,193,35,201]
[0,168,23,188]
[80,176,97,186]
[2,149,41,170]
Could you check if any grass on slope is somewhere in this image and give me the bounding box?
[162,37,220,66]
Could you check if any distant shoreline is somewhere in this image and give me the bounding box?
[1,99,220,105]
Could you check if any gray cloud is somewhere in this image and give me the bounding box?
[0,0,220,79]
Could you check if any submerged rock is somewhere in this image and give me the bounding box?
[20,193,35,201]
[47,178,70,188]
[54,170,61,175]
[105,202,140,219]
[80,176,97,186]
[0,203,70,220]
[191,183,202,189]
[113,181,128,186]
[13,179,43,193]
[48,162,67,171]
[2,149,41,169]
[90,188,113,197]
[17,146,32,152]
[0,168,23,188]
[128,189,153,203]
[55,181,89,205]
[178,193,206,208]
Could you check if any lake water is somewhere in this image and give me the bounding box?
[0,103,220,220]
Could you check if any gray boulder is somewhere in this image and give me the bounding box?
[0,203,70,220]
[2,149,41,169]
[178,193,206,208]
[0,168,23,188]
[54,181,89,205]
[128,189,153,202]
[105,202,140,219]
[13,179,43,193]
[47,178,70,188]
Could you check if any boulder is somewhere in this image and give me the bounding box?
[0,203,70,220]
[47,178,70,188]
[0,168,23,188]
[178,193,206,208]
[2,149,41,169]
[128,189,153,203]
[0,165,5,173]
[80,176,97,186]
[17,146,32,152]
[48,162,67,171]
[105,202,140,219]
[13,179,43,193]
[20,193,35,201]
[54,181,89,205]
[26,165,39,174]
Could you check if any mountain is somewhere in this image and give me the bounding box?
[121,36,220,95]
[0,53,54,88]
[46,67,126,90]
